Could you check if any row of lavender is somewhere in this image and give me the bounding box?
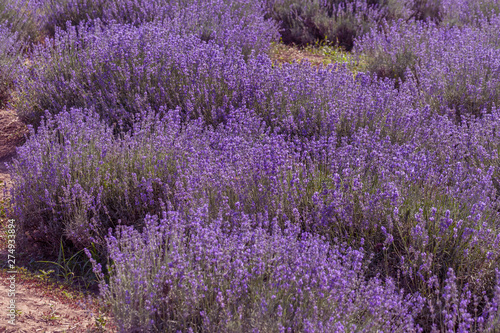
[17,102,500,330]
[4,0,500,60]
[5,0,500,52]
[3,0,500,107]
[4,0,500,331]
[0,0,277,108]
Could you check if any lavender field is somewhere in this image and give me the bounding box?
[3,0,500,331]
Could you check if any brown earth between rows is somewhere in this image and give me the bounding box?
[0,108,25,204]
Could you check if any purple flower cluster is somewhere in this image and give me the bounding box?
[1,0,46,45]
[29,0,278,54]
[0,0,37,105]
[0,23,24,106]
[356,16,500,120]
[99,209,423,332]
[15,21,277,126]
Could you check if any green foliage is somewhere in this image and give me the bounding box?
[37,238,98,289]
[36,269,55,283]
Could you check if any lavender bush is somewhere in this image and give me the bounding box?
[0,23,25,107]
[33,0,106,36]
[354,20,435,82]
[264,0,397,50]
[0,0,39,106]
[106,0,279,56]
[356,18,500,121]
[1,0,41,40]
[409,0,441,22]
[14,22,277,127]
[30,0,278,55]
[95,209,424,332]
[9,107,302,253]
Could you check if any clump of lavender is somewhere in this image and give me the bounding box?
[1,0,41,41]
[414,24,500,121]
[0,23,24,106]
[14,21,273,127]
[439,0,500,26]
[34,0,106,36]
[409,0,441,22]
[32,0,278,55]
[9,106,199,254]
[404,0,500,26]
[354,19,436,83]
[9,106,301,254]
[264,0,405,50]
[356,18,500,121]
[95,209,424,332]
[108,0,279,56]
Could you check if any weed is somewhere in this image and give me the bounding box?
[41,303,61,322]
[36,269,55,283]
[37,238,96,289]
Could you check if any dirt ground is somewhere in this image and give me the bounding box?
[0,108,25,204]
[0,271,105,333]
[0,109,112,332]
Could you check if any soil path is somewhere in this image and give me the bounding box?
[0,272,101,333]
[0,108,24,204]
[0,109,111,332]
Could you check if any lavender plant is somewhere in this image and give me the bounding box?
[415,25,500,121]
[95,209,424,332]
[356,18,500,121]
[264,0,394,50]
[14,22,275,127]
[354,20,435,82]
[32,0,278,55]
[0,24,24,107]
[0,0,39,106]
[1,0,41,40]
[34,0,107,36]
[9,106,301,254]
